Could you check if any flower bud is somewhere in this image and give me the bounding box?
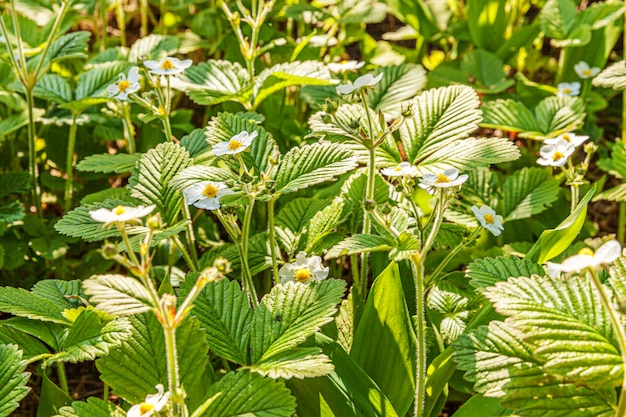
[363,199,376,212]
[265,180,276,191]
[147,214,161,230]
[224,179,236,188]
[380,202,393,215]
[139,242,148,256]
[213,257,232,274]
[240,171,255,183]
[101,242,118,259]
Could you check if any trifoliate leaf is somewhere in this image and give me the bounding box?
[466,256,545,290]
[83,275,154,316]
[0,344,31,417]
[502,167,560,221]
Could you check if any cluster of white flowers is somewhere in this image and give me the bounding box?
[108,56,193,101]
[279,251,329,284]
[537,132,589,167]
[556,61,600,98]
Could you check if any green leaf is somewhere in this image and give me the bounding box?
[170,166,238,191]
[83,275,154,316]
[502,167,560,221]
[325,234,393,259]
[350,263,416,416]
[0,172,29,198]
[250,280,345,363]
[30,31,90,73]
[466,0,508,52]
[484,275,621,388]
[97,314,209,404]
[0,326,50,361]
[128,142,193,225]
[288,334,400,417]
[80,188,130,205]
[466,256,546,290]
[248,347,334,379]
[204,112,278,175]
[0,287,71,325]
[45,308,132,366]
[127,34,179,62]
[455,321,616,417]
[197,371,296,417]
[399,85,482,169]
[579,3,625,31]
[254,61,335,107]
[181,60,251,106]
[38,371,72,417]
[31,280,83,311]
[54,398,126,417]
[0,344,31,417]
[539,0,578,40]
[0,109,45,141]
[526,186,594,263]
[366,63,427,117]
[180,277,251,365]
[594,184,626,202]
[75,61,131,100]
[33,74,72,103]
[450,394,511,417]
[593,60,626,91]
[306,199,348,252]
[76,153,140,174]
[0,201,25,223]
[275,142,358,195]
[481,96,586,140]
[460,49,513,93]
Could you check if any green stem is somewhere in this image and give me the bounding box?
[25,88,42,218]
[140,0,149,37]
[64,112,79,213]
[32,0,70,80]
[9,0,27,74]
[421,190,447,258]
[116,0,126,47]
[100,0,108,51]
[181,204,199,269]
[410,255,426,417]
[570,184,579,214]
[617,201,626,246]
[267,198,280,285]
[122,102,135,154]
[429,227,481,283]
[164,326,186,415]
[173,236,197,272]
[56,362,69,394]
[588,268,626,416]
[241,200,259,306]
[103,383,109,401]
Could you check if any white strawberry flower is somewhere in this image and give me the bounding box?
[183,181,234,211]
[574,61,600,79]
[89,205,155,224]
[213,131,257,156]
[557,81,580,97]
[279,252,329,284]
[545,240,622,277]
[544,132,588,147]
[537,139,576,167]
[107,66,140,100]
[127,384,170,417]
[381,162,418,177]
[418,168,469,195]
[471,205,504,236]
[336,73,383,95]
[144,57,193,76]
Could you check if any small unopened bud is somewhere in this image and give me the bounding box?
[401,103,414,118]
[269,151,281,166]
[380,202,393,215]
[348,118,361,130]
[240,171,255,183]
[101,242,118,259]
[224,179,236,188]
[363,199,376,212]
[214,257,232,274]
[265,180,276,191]
[584,142,598,154]
[139,242,148,256]
[147,214,161,230]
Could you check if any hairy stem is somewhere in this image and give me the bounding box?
[240,200,259,306]
[64,112,79,213]
[410,255,426,417]
[267,198,281,284]
[570,184,579,214]
[25,89,42,217]
[588,268,626,416]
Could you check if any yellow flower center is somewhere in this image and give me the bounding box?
[294,268,312,282]
[552,151,564,161]
[435,173,450,183]
[394,166,403,172]
[114,206,126,215]
[563,88,571,95]
[202,184,219,199]
[118,80,131,93]
[229,139,243,151]
[483,213,495,224]
[562,134,571,142]
[583,69,591,76]
[578,248,595,256]
[139,402,154,414]
[161,59,175,70]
